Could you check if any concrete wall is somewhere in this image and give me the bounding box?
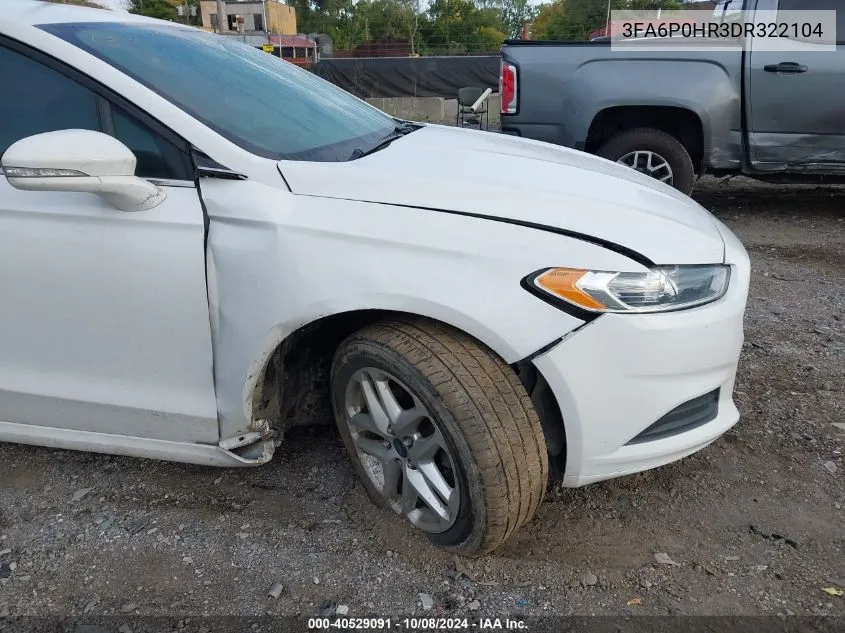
[365,97,445,122]
[366,94,501,124]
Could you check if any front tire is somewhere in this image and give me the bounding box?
[597,127,696,195]
[330,318,548,557]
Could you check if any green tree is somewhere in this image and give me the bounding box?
[531,1,565,39]
[477,0,536,39]
[398,0,423,54]
[476,24,508,48]
[550,0,624,40]
[546,0,683,41]
[349,0,416,43]
[128,0,177,21]
[288,0,356,48]
[628,0,683,8]
[420,0,505,54]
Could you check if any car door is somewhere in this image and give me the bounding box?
[745,0,845,168]
[0,39,220,444]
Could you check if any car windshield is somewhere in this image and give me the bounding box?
[40,22,398,162]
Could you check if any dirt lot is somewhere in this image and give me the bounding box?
[0,177,843,623]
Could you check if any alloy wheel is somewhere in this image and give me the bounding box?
[618,150,674,186]
[343,367,460,533]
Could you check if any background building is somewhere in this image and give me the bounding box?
[199,0,296,35]
[268,34,316,66]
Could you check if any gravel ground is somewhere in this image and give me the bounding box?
[0,176,843,624]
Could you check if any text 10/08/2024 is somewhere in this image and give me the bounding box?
[307,617,528,630]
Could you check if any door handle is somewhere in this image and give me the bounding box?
[764,62,808,73]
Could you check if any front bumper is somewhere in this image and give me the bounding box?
[533,226,751,487]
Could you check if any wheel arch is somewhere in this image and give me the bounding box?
[242,295,560,433]
[246,309,568,475]
[246,309,390,435]
[585,105,705,172]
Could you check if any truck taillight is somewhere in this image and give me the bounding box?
[499,61,518,115]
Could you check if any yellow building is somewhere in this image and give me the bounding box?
[199,0,297,35]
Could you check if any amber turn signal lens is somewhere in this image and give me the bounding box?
[534,268,607,311]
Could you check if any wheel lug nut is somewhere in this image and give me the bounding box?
[402,437,413,448]
[383,440,391,449]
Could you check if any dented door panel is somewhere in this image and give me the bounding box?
[746,1,845,169]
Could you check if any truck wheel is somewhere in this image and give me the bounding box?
[597,128,696,195]
[330,318,548,557]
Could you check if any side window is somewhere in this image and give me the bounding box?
[111,106,189,180]
[0,43,191,181]
[778,0,844,43]
[0,44,100,157]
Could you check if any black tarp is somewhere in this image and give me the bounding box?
[311,56,501,99]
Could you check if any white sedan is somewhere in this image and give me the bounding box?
[0,1,750,556]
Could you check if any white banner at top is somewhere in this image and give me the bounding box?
[608,10,838,52]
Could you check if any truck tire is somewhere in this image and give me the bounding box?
[597,128,696,195]
[330,318,548,557]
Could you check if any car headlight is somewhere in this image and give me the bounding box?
[526,265,731,314]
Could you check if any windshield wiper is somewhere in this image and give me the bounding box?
[348,122,421,161]
[393,119,421,134]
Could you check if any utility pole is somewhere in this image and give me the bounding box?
[262,0,269,35]
[605,0,612,38]
[215,0,227,32]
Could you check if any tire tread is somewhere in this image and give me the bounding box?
[597,127,696,195]
[337,318,548,556]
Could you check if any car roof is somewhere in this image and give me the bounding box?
[6,0,178,27]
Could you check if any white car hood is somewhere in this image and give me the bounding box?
[278,125,725,265]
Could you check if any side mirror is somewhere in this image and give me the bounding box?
[1,129,166,212]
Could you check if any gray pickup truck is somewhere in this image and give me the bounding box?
[499,0,845,194]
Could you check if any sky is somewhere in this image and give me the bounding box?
[95,0,128,9]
